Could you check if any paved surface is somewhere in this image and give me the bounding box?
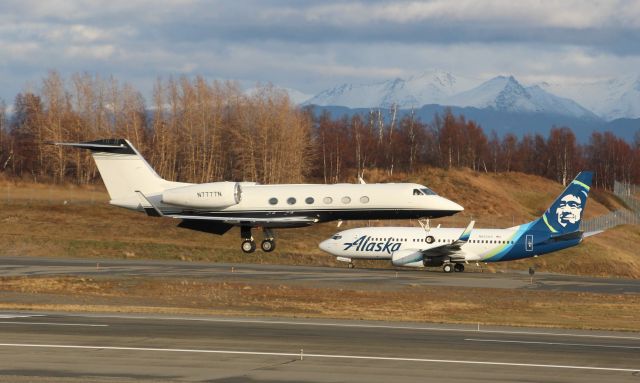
[0,312,638,382]
[1,255,639,294]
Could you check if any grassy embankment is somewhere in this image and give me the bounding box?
[1,168,639,278]
[1,169,639,331]
[0,276,639,331]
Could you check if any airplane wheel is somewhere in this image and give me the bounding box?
[425,236,435,244]
[454,263,465,272]
[241,240,256,253]
[261,239,275,252]
[443,264,453,273]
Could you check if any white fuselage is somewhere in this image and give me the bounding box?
[319,226,522,263]
[120,182,464,224]
[65,139,463,234]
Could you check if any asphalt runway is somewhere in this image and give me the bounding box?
[0,311,638,382]
[1,255,639,294]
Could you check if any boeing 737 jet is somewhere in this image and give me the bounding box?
[56,139,463,253]
[320,172,598,272]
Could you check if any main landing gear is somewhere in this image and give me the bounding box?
[442,263,465,273]
[240,227,276,254]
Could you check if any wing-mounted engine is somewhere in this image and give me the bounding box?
[391,249,425,268]
[162,182,241,208]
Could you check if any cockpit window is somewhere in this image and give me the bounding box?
[331,234,342,240]
[413,189,423,196]
[421,188,437,195]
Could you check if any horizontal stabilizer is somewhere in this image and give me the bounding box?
[583,230,604,238]
[53,140,136,155]
[549,230,583,242]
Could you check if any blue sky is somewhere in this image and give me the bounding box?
[1,0,639,104]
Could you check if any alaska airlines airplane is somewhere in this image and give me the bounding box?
[56,139,463,253]
[319,172,599,272]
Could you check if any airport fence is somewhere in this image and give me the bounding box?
[579,181,640,233]
[581,209,640,233]
[613,181,640,212]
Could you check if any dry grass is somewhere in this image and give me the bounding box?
[0,171,638,277]
[1,276,638,331]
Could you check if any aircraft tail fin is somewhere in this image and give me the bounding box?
[55,139,182,206]
[533,171,593,235]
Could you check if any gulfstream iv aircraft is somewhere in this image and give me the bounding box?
[56,139,463,253]
[320,172,597,272]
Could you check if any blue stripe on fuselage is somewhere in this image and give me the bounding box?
[481,221,535,262]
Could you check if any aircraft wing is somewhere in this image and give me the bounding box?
[135,191,318,226]
[165,214,318,225]
[421,221,474,259]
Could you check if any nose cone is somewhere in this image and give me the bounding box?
[446,198,464,212]
[319,239,334,254]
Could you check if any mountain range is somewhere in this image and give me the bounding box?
[296,70,640,142]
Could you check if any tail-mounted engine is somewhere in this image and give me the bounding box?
[162,182,241,208]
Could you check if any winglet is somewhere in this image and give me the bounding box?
[454,220,475,245]
[135,191,163,217]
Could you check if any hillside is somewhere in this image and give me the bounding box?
[1,169,638,278]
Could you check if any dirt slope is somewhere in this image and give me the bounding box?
[0,169,637,278]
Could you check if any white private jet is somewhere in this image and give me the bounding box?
[56,139,464,253]
[320,172,600,272]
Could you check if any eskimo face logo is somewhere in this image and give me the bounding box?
[555,194,583,227]
[343,236,402,254]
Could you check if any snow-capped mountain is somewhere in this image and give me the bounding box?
[445,76,597,118]
[304,71,640,121]
[539,75,640,121]
[282,88,315,105]
[304,70,477,109]
[243,86,313,105]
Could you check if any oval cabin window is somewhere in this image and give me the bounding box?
[360,196,370,203]
[305,197,314,204]
[268,198,278,205]
[323,197,333,204]
[341,196,351,204]
[287,197,296,205]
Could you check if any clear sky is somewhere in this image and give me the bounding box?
[1,0,639,104]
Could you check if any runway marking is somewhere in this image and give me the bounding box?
[0,343,636,373]
[0,314,44,319]
[0,321,108,327]
[465,338,640,350]
[71,314,640,341]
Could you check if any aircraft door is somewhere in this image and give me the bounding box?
[525,235,533,251]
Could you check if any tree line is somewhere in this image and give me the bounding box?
[0,71,312,184]
[313,109,640,189]
[0,71,638,189]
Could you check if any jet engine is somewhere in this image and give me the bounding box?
[391,249,425,268]
[162,182,241,208]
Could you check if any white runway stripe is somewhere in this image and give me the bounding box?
[0,343,636,373]
[0,314,44,319]
[465,338,640,349]
[0,321,108,327]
